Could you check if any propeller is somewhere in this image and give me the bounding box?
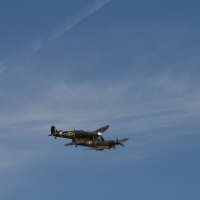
[113,137,129,150]
[117,137,125,147]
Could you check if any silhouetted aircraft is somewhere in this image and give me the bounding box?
[49,125,129,151]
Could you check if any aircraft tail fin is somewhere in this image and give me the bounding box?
[50,126,58,136]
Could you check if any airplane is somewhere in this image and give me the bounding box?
[49,125,129,151]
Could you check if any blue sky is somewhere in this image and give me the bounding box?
[0,0,200,199]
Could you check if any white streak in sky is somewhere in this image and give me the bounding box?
[31,39,44,52]
[49,0,111,40]
[0,0,111,70]
[30,0,111,52]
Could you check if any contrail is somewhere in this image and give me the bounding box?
[31,0,111,52]
[0,0,111,72]
[49,0,111,41]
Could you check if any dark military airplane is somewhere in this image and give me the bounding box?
[49,125,129,151]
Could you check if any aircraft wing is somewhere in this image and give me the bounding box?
[84,147,95,150]
[65,141,77,146]
[94,125,110,134]
[84,146,110,150]
[64,140,85,146]
[112,138,129,149]
[119,138,129,143]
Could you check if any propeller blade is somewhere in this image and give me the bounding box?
[113,137,129,149]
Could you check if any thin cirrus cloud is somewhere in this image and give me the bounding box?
[0,70,200,172]
[1,75,200,171]
[1,74,200,133]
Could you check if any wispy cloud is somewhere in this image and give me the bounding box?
[1,74,200,132]
[1,74,200,170]
[30,39,44,52]
[0,75,200,170]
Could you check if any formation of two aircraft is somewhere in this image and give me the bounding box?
[49,125,129,151]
